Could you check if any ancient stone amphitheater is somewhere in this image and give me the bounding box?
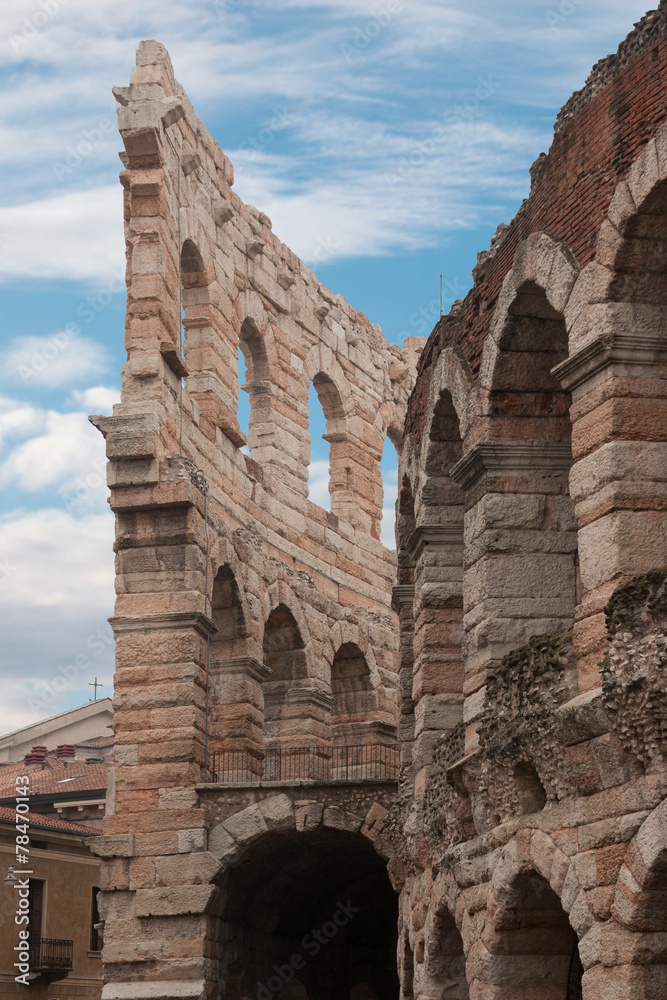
[91,6,667,999]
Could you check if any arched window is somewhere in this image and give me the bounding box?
[262,605,308,746]
[238,316,269,447]
[307,379,331,509]
[424,909,468,999]
[331,643,375,722]
[481,871,582,999]
[211,564,246,659]
[378,433,399,549]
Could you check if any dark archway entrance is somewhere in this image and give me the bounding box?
[219,827,399,1000]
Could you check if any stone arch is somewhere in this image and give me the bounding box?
[407,349,471,787]
[205,541,267,777]
[421,903,468,1000]
[420,345,474,469]
[379,400,405,457]
[554,133,667,689]
[462,234,579,724]
[373,408,402,545]
[181,236,207,277]
[260,583,327,768]
[208,796,399,1000]
[327,624,397,770]
[331,643,377,727]
[303,344,370,527]
[471,833,595,999]
[208,536,259,648]
[613,799,667,932]
[262,580,314,666]
[480,232,579,435]
[328,621,382,691]
[181,234,244,444]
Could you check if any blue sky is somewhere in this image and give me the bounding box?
[0,0,652,734]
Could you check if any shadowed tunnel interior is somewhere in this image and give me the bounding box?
[219,827,399,1000]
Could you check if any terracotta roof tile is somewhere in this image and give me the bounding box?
[0,805,100,836]
[0,757,108,800]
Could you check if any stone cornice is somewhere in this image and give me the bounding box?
[108,611,216,639]
[209,655,270,682]
[450,442,573,491]
[391,584,415,611]
[407,524,463,562]
[551,331,667,393]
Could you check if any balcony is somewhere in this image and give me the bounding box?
[208,744,399,785]
[32,938,73,972]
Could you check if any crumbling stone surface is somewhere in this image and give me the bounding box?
[602,567,667,769]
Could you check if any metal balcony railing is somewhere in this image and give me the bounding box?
[32,938,73,971]
[209,744,399,784]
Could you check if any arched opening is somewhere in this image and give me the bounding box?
[395,475,417,779]
[330,643,394,773]
[423,908,468,999]
[238,316,269,448]
[260,605,329,778]
[307,379,331,509]
[412,388,465,784]
[512,760,547,814]
[262,605,308,747]
[379,433,400,549]
[181,237,205,274]
[211,564,247,659]
[218,827,399,1000]
[481,871,582,999]
[331,643,375,721]
[179,237,245,446]
[471,278,577,717]
[611,804,667,997]
[208,565,259,779]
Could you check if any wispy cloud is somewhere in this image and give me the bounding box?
[0,187,123,282]
[0,332,109,387]
[0,390,117,507]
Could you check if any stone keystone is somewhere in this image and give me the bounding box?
[258,794,296,831]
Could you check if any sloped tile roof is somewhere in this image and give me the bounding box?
[0,757,108,800]
[0,805,100,836]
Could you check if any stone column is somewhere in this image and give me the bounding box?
[410,526,465,799]
[451,441,577,750]
[554,330,667,691]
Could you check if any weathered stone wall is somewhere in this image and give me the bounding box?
[393,5,667,999]
[91,38,422,1000]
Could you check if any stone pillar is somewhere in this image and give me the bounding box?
[410,526,464,799]
[393,584,416,786]
[451,441,577,749]
[554,330,667,691]
[209,655,271,780]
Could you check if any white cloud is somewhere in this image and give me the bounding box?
[0,332,109,388]
[0,508,114,611]
[307,459,331,509]
[0,396,43,448]
[71,385,119,413]
[0,393,110,511]
[0,507,115,732]
[0,186,123,282]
